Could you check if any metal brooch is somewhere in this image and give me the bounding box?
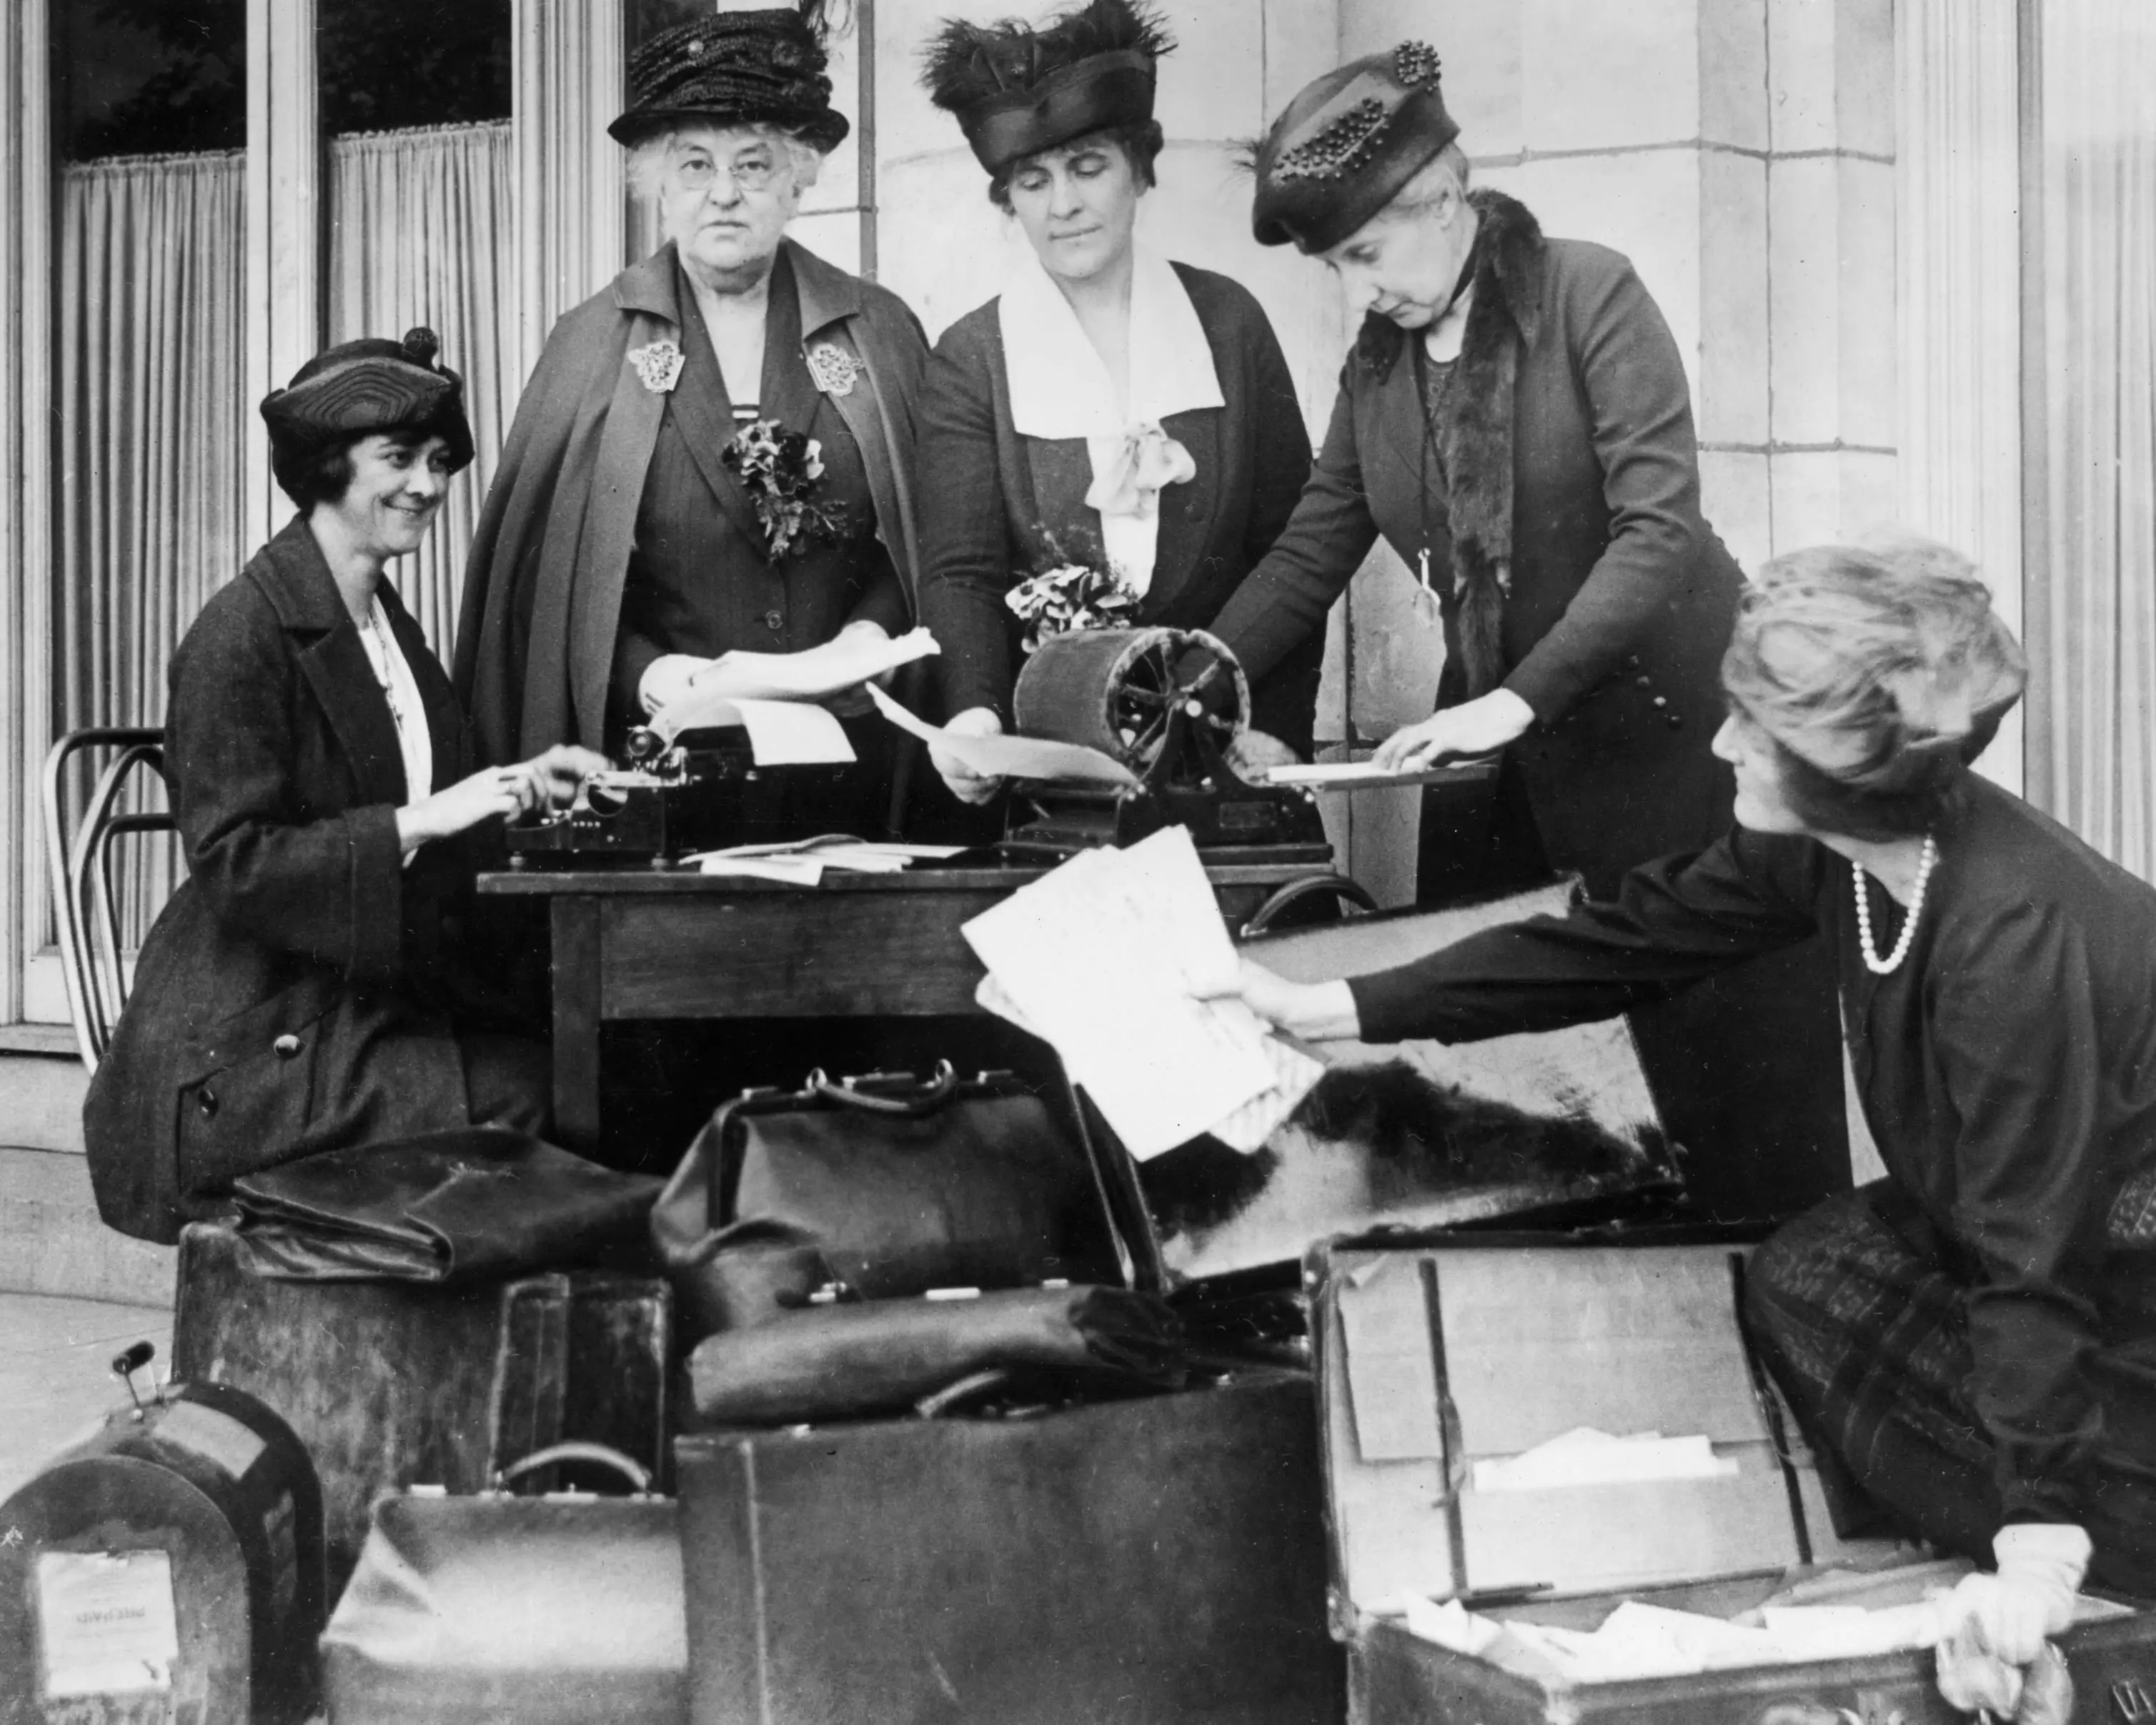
[630,341,684,394]
[806,342,859,397]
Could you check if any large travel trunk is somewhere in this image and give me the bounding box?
[1308,1233,2156,1725]
[170,1220,670,1589]
[674,1370,1341,1725]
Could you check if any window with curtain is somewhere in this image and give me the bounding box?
[326,121,517,655]
[322,0,515,658]
[2027,1,2156,882]
[47,4,247,961]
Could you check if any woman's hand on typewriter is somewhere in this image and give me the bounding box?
[395,747,612,852]
[517,745,612,814]
[1202,958,1362,1043]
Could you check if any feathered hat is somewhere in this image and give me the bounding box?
[920,0,1174,177]
[1251,42,1459,253]
[610,2,848,154]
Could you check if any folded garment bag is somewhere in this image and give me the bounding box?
[320,1443,685,1725]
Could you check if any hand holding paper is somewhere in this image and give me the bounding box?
[867,683,1138,789]
[649,628,940,740]
[960,826,1320,1159]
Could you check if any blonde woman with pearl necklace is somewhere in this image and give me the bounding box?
[1217,537,2156,1720]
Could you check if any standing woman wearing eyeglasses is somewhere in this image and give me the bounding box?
[456,1,930,836]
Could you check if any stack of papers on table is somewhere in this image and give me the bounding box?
[960,825,1322,1159]
[683,835,968,885]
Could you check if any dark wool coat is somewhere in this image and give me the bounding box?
[1207,191,1745,885]
[84,519,512,1243]
[1349,775,2156,1531]
[913,263,1323,756]
[455,239,930,762]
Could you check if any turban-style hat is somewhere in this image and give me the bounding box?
[1250,42,1459,253]
[1722,539,2027,822]
[610,5,848,154]
[920,0,1172,177]
[259,327,474,490]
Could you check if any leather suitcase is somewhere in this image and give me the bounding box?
[1307,1233,2156,1725]
[170,1221,670,1591]
[675,1371,1341,1725]
[321,1442,684,1725]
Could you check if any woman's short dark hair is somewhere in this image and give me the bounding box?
[272,436,364,512]
[1721,538,2027,841]
[988,120,1164,209]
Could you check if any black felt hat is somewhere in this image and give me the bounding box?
[920,0,1173,177]
[1251,42,1459,253]
[610,6,849,154]
[259,327,474,482]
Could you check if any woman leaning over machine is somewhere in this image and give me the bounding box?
[912,0,1321,806]
[1221,539,2156,1714]
[84,332,608,1244]
[455,1,928,832]
[1199,42,1848,1219]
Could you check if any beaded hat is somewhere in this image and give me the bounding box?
[1250,42,1459,253]
[920,0,1172,177]
[609,4,849,154]
[259,327,474,493]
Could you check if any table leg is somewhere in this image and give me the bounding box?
[550,896,602,1151]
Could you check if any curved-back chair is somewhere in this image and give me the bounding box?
[41,727,172,1073]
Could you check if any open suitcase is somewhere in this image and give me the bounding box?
[171,1220,670,1589]
[1307,1232,2156,1725]
[674,1370,1341,1725]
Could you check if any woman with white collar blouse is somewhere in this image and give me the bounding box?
[912,0,1319,805]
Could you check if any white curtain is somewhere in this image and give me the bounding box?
[2030,2,2156,880]
[327,120,518,657]
[56,149,248,942]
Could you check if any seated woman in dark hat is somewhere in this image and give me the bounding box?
[911,0,1319,805]
[456,1,929,835]
[1196,43,1848,1221]
[83,332,609,1245]
[1219,540,2156,1714]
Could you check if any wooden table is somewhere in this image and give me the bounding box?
[479,859,1326,1150]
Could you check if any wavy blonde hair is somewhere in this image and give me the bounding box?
[1721,537,2027,837]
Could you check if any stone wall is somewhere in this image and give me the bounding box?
[861,0,1898,901]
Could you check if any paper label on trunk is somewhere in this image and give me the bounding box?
[36,1549,179,1699]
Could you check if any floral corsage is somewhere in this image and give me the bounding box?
[721,418,848,562]
[1005,560,1140,654]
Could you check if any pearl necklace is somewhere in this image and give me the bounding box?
[1853,834,1938,975]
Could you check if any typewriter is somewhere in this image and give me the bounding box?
[996,627,1333,863]
[504,724,855,866]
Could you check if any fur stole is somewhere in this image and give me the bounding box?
[1356,189,1546,698]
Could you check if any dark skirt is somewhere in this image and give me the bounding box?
[1746,1184,2156,1594]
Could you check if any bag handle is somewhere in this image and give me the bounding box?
[806,1060,960,1116]
[491,1441,655,1496]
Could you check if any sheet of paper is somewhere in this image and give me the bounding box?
[866,683,1139,789]
[734,697,857,764]
[688,855,825,885]
[1470,1427,1739,1493]
[36,1549,180,1698]
[1205,1014,1324,1153]
[1265,759,1499,790]
[963,831,1278,1158]
[695,626,938,702]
